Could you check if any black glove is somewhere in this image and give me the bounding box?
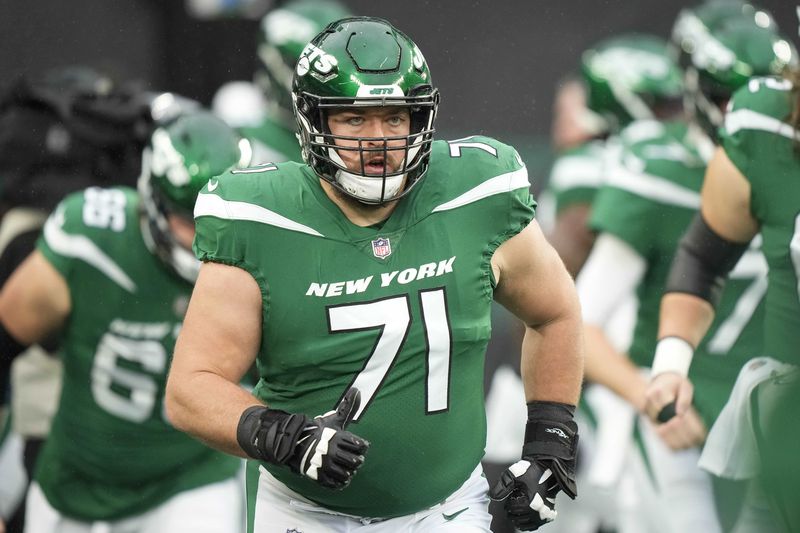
[237,388,370,490]
[489,401,579,531]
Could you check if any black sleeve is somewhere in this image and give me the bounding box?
[0,228,40,286]
[665,213,749,307]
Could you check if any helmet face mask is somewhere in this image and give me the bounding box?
[139,111,251,282]
[292,17,439,205]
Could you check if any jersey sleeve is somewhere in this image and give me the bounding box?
[589,139,658,258]
[590,134,650,256]
[193,170,248,268]
[720,77,794,179]
[548,146,604,213]
[36,187,138,292]
[192,168,274,294]
[36,190,103,280]
[589,184,653,258]
[505,150,537,243]
[452,135,537,240]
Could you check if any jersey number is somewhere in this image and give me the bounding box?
[328,288,452,421]
[705,246,767,354]
[82,187,127,231]
[447,139,497,158]
[91,333,167,422]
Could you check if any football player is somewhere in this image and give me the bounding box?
[0,111,251,533]
[578,7,796,533]
[545,33,684,277]
[644,37,800,533]
[0,71,201,533]
[166,17,584,533]
[213,0,351,165]
[530,33,685,533]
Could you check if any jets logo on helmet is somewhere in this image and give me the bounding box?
[684,17,798,138]
[671,1,777,70]
[296,43,339,80]
[358,85,403,97]
[581,33,684,132]
[150,129,192,187]
[139,110,251,283]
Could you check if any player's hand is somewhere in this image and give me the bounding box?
[490,460,565,530]
[288,388,370,489]
[653,405,707,450]
[237,388,369,490]
[644,372,694,423]
[489,402,578,531]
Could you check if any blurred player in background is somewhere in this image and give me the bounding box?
[578,4,796,532]
[645,24,800,533]
[534,33,684,533]
[213,0,351,164]
[0,68,201,533]
[0,110,251,533]
[484,30,683,533]
[546,34,684,277]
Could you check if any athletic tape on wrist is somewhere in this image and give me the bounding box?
[651,336,694,377]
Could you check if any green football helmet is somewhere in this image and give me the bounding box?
[255,0,351,126]
[685,18,797,137]
[671,0,777,69]
[139,110,252,282]
[581,33,684,132]
[292,17,439,205]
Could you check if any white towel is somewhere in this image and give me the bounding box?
[699,357,797,479]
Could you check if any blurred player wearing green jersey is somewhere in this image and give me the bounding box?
[578,6,796,532]
[0,111,251,533]
[213,0,351,165]
[536,33,685,533]
[167,17,584,533]
[645,68,800,533]
[546,33,684,277]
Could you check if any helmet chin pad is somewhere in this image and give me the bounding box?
[326,143,408,204]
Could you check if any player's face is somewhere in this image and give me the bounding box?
[168,214,196,250]
[327,107,411,175]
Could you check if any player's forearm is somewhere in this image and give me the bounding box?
[521,310,584,406]
[657,292,715,347]
[583,324,647,412]
[165,369,262,458]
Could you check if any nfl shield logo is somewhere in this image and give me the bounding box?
[371,237,392,259]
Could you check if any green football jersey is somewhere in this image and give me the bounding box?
[35,187,239,521]
[194,136,535,518]
[548,139,617,213]
[721,76,800,366]
[591,119,766,424]
[241,115,303,165]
